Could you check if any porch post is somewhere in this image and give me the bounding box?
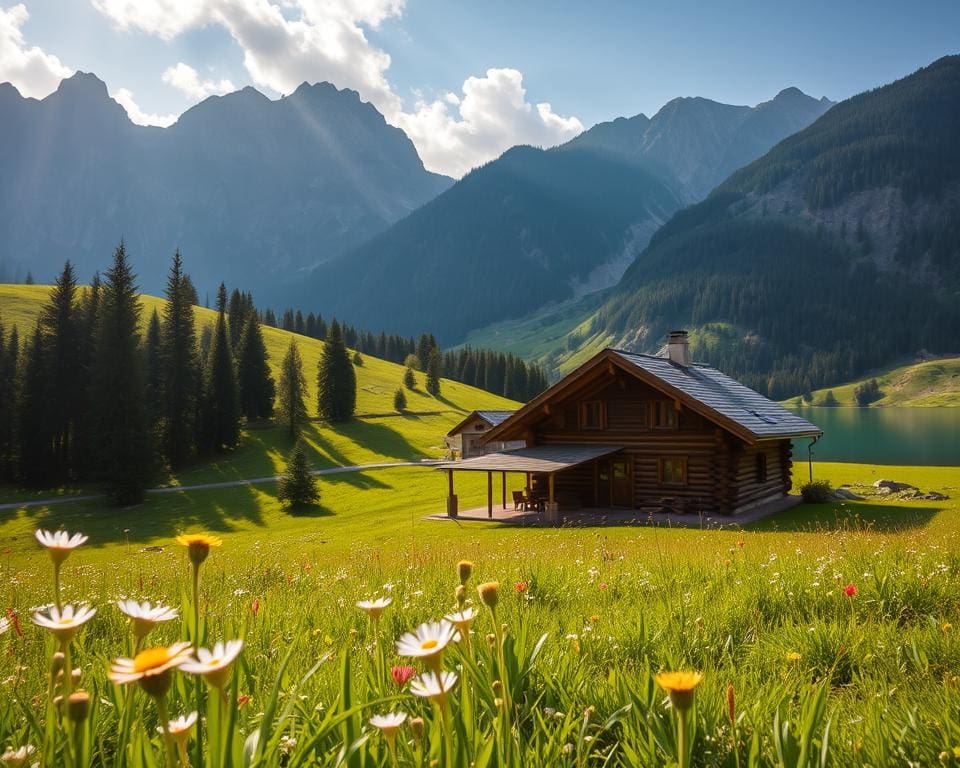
[501,471,507,510]
[545,472,558,522]
[446,469,458,518]
[487,471,493,518]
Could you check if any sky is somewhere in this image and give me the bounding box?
[1,0,958,178]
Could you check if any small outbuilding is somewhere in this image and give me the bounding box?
[444,410,524,459]
[438,332,821,519]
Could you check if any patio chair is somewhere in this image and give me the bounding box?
[512,490,525,510]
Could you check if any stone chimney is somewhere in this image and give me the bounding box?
[666,330,692,366]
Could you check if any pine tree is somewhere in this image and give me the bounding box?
[227,288,246,347]
[0,321,14,482]
[25,270,34,285]
[201,283,241,451]
[144,308,163,438]
[426,348,442,397]
[39,261,81,480]
[73,273,100,480]
[316,320,356,423]
[277,441,319,509]
[393,387,407,412]
[17,324,50,485]
[404,363,416,390]
[91,242,151,504]
[160,251,201,468]
[277,338,308,439]
[236,312,275,419]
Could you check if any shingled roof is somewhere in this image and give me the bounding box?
[612,351,821,440]
[445,409,517,437]
[482,348,821,445]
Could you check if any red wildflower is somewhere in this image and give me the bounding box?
[515,581,528,593]
[237,694,250,708]
[598,582,608,591]
[843,584,858,597]
[391,665,416,688]
[251,598,261,617]
[6,608,22,637]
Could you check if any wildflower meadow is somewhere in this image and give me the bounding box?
[2,515,960,767]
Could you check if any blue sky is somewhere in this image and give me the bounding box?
[2,0,958,176]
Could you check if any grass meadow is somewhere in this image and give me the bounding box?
[1,461,959,766]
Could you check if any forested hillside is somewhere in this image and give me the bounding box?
[592,55,960,398]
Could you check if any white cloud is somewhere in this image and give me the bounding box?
[0,3,73,98]
[162,62,235,99]
[112,87,178,127]
[395,68,584,178]
[91,1,584,177]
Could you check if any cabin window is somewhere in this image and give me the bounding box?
[474,423,486,431]
[580,400,606,430]
[652,401,678,429]
[756,453,768,483]
[658,457,687,485]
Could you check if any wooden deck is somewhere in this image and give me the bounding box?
[424,495,803,528]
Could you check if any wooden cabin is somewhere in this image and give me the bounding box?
[438,332,821,518]
[444,410,523,458]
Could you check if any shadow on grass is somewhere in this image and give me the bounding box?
[744,501,942,533]
[284,503,335,518]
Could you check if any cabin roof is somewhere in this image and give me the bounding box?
[436,444,624,473]
[445,409,517,437]
[483,348,821,445]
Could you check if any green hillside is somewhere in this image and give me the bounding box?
[786,357,960,407]
[0,283,519,491]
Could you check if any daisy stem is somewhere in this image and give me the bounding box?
[387,737,398,768]
[178,739,190,768]
[62,639,73,699]
[440,700,454,768]
[53,562,62,611]
[190,563,204,768]
[156,694,176,768]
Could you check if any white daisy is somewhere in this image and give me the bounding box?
[0,616,9,635]
[0,744,35,767]
[443,607,477,636]
[356,597,392,620]
[395,621,459,670]
[180,639,244,689]
[116,599,179,642]
[409,671,458,705]
[35,529,88,564]
[369,711,407,740]
[109,642,193,698]
[159,711,197,746]
[32,604,96,643]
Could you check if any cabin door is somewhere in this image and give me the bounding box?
[611,458,632,508]
[596,457,632,508]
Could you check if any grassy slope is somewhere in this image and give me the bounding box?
[0,283,519,489]
[784,356,960,407]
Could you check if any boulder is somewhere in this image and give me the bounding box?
[833,487,864,500]
[873,479,918,492]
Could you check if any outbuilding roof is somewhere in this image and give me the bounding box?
[445,409,517,437]
[436,444,624,474]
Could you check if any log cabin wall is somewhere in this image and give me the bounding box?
[731,440,792,512]
[528,374,741,513]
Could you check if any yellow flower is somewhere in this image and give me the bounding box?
[654,670,703,712]
[176,533,222,567]
[943,622,953,634]
[786,651,802,662]
[109,641,193,698]
[477,581,499,610]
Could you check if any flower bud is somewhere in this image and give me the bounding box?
[50,652,65,676]
[491,680,502,695]
[67,691,90,723]
[410,717,425,743]
[455,585,466,606]
[477,582,499,610]
[457,560,473,586]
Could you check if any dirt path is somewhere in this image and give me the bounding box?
[0,460,442,511]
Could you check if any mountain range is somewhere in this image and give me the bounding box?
[302,87,833,340]
[0,72,451,296]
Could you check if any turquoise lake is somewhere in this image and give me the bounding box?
[786,406,960,466]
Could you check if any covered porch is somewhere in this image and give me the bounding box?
[435,444,625,522]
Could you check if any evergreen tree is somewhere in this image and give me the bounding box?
[277,338,309,439]
[0,322,15,482]
[144,308,163,439]
[404,363,416,390]
[263,308,277,328]
[160,251,201,468]
[227,288,246,347]
[316,320,356,422]
[426,348,442,397]
[236,312,275,419]
[416,334,432,370]
[277,441,319,509]
[91,242,151,504]
[201,283,241,451]
[73,273,101,479]
[393,387,407,412]
[25,270,34,285]
[17,324,50,485]
[39,261,81,480]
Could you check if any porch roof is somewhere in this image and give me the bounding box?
[436,444,624,474]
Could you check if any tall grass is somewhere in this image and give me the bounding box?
[2,522,959,766]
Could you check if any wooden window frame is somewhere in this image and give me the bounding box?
[579,400,607,430]
[658,456,688,486]
[756,452,768,484]
[651,400,678,430]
